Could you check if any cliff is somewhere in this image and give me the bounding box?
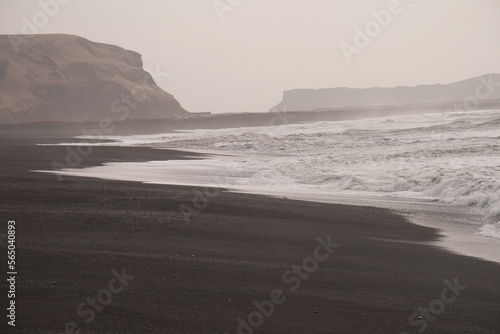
[270,74,500,112]
[0,34,189,124]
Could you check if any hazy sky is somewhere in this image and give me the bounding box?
[2,0,500,113]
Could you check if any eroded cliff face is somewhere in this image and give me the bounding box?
[0,34,189,124]
[271,74,500,112]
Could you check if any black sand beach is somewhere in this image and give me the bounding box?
[0,141,499,333]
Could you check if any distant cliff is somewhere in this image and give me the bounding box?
[0,34,189,124]
[270,74,500,112]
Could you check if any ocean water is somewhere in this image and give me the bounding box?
[40,109,500,262]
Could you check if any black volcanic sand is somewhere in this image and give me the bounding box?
[0,142,499,334]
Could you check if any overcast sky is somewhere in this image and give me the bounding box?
[1,0,500,113]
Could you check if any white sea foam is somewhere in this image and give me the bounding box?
[49,109,500,241]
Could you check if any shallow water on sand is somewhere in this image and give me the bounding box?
[37,150,500,264]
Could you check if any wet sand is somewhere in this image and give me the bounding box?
[0,142,499,333]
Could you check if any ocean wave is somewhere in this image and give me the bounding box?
[97,109,500,238]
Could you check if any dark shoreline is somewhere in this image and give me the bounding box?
[2,101,499,139]
[1,142,499,333]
